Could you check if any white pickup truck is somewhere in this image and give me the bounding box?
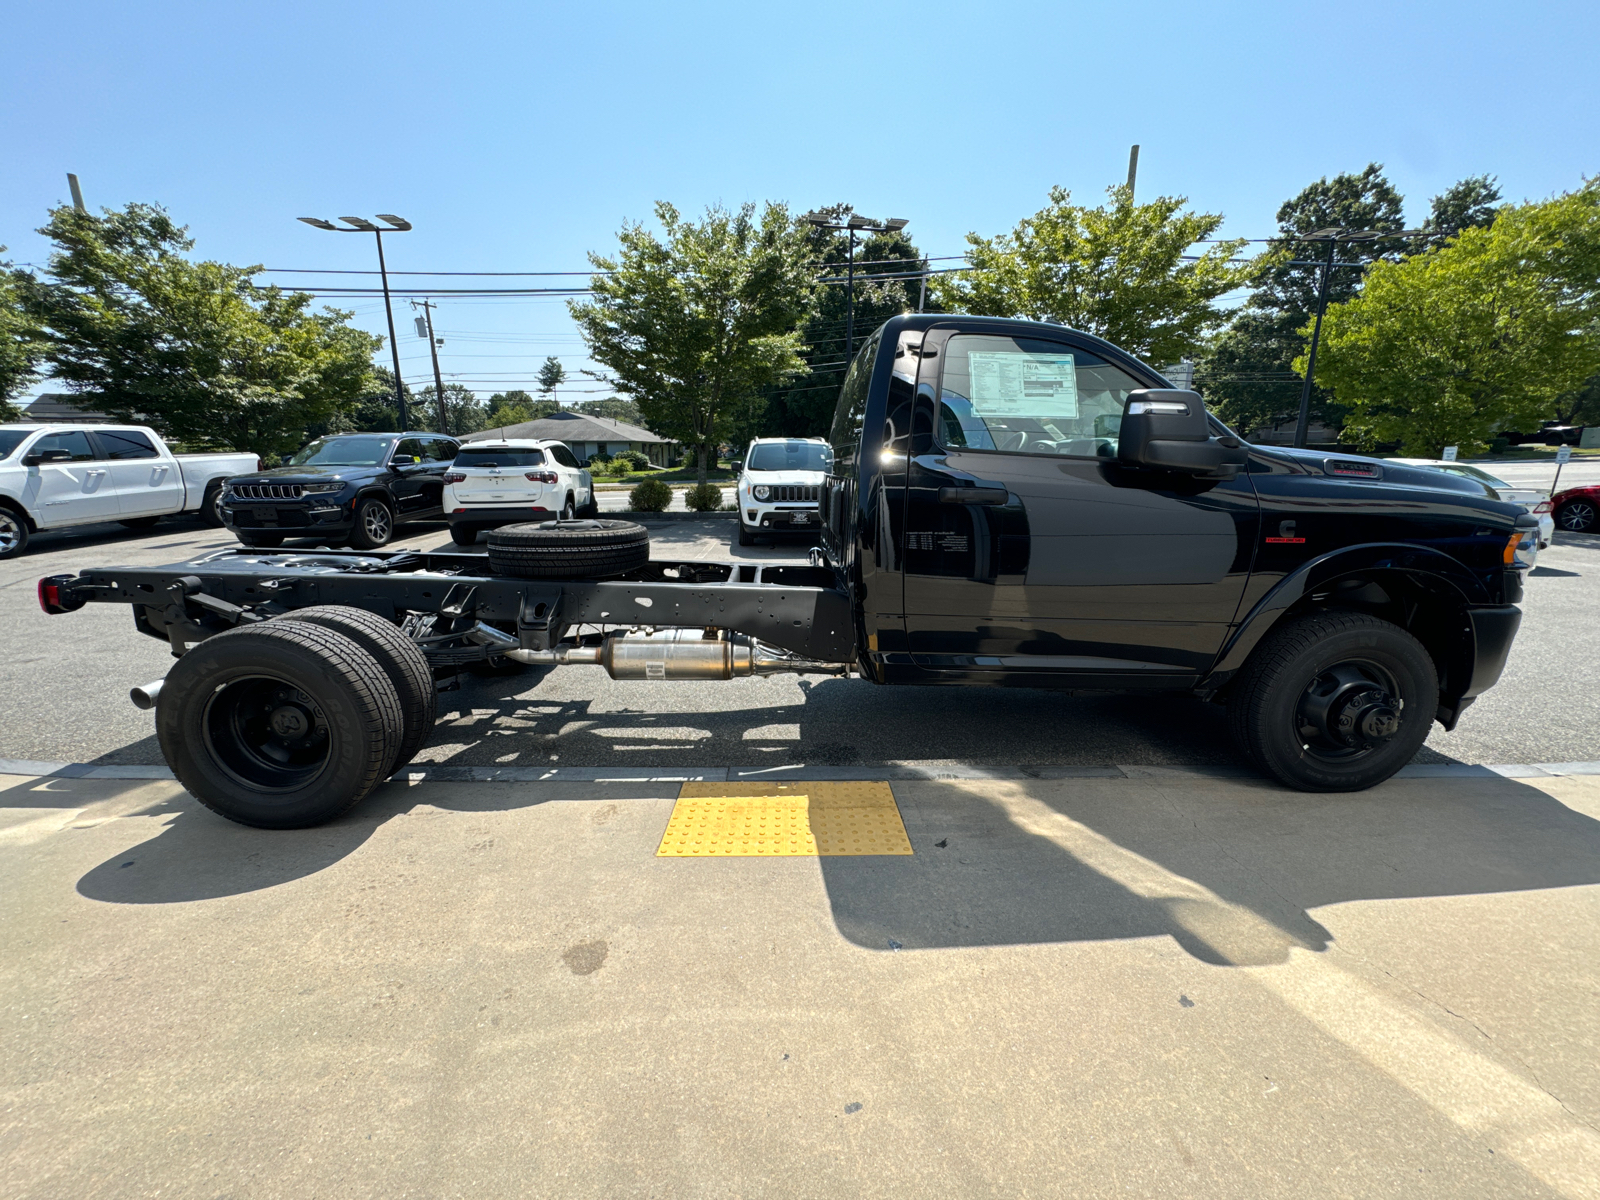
[0,423,259,558]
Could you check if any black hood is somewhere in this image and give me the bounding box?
[230,464,369,485]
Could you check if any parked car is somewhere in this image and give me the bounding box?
[219,432,459,550]
[737,437,831,546]
[442,439,596,545]
[1551,484,1599,533]
[0,423,257,558]
[1389,459,1555,547]
[1502,422,1586,447]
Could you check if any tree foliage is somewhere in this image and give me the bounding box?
[1313,182,1600,455]
[415,382,485,435]
[574,396,644,426]
[536,355,566,401]
[1197,164,1407,436]
[0,249,45,420]
[20,204,381,457]
[1422,174,1502,243]
[931,185,1252,365]
[570,201,816,481]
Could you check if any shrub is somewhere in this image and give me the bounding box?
[629,478,672,512]
[604,457,633,477]
[1490,437,1510,455]
[614,450,650,472]
[684,482,724,512]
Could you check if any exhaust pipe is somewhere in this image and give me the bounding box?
[506,628,847,679]
[130,679,164,710]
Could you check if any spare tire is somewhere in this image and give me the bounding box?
[486,518,649,579]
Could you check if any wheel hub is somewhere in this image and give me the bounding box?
[268,703,311,739]
[1297,662,1404,755]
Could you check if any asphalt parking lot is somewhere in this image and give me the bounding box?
[1,507,1596,773]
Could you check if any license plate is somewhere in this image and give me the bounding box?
[790,511,812,524]
[251,507,278,522]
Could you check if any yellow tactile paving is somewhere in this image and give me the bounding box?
[658,781,914,857]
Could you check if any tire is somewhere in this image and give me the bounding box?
[200,480,227,527]
[1556,499,1595,533]
[237,533,284,548]
[348,496,395,549]
[155,621,404,828]
[1228,609,1437,792]
[0,506,30,558]
[118,516,161,530]
[486,518,649,579]
[576,493,601,518]
[737,522,755,546]
[562,495,576,520]
[450,524,478,546]
[275,605,436,774]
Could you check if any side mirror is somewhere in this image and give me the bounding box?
[1117,389,1248,478]
[23,449,73,467]
[391,454,419,467]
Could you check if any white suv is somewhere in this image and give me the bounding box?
[442,439,594,545]
[737,437,832,546]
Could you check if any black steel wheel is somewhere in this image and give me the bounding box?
[486,518,649,579]
[1556,499,1595,533]
[275,605,436,773]
[348,497,395,549]
[0,506,30,558]
[155,622,404,828]
[1229,610,1437,792]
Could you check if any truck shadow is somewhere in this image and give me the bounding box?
[817,773,1600,966]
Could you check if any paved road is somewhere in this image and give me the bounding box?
[5,767,1599,1196]
[1,512,1595,772]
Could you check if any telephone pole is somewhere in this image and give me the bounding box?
[1126,145,1139,200]
[411,299,449,435]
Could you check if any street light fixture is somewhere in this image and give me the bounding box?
[298,213,414,429]
[803,211,911,360]
[1288,225,1426,449]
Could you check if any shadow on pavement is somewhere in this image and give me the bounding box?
[819,773,1600,966]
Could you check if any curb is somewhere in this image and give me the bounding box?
[5,759,1599,785]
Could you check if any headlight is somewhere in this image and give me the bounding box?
[753,484,771,501]
[300,481,343,494]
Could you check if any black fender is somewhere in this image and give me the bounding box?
[353,485,397,512]
[1201,542,1490,694]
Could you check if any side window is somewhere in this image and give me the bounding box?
[97,429,159,459]
[425,438,458,462]
[33,431,98,462]
[936,334,1142,459]
[828,331,881,462]
[549,444,580,469]
[392,437,426,464]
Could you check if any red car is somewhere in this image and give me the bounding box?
[1553,485,1599,532]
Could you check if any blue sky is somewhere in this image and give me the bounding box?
[4,0,1595,406]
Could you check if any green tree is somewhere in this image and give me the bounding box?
[757,204,926,440]
[1313,182,1600,455]
[931,185,1252,365]
[574,396,644,426]
[536,355,566,404]
[0,250,45,420]
[570,201,816,482]
[20,203,380,458]
[1422,174,1502,243]
[415,383,486,435]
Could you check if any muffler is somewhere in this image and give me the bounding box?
[507,628,847,679]
[130,679,164,710]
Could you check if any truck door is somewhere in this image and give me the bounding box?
[24,430,121,527]
[98,429,182,518]
[902,326,1258,682]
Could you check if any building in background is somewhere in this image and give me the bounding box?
[18,394,113,423]
[461,410,679,466]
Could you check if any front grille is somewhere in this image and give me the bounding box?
[768,485,819,503]
[231,483,305,500]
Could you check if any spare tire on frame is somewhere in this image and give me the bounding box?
[485,518,650,579]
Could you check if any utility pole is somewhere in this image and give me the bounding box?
[412,299,449,435]
[67,174,86,212]
[1126,145,1139,200]
[801,212,910,361]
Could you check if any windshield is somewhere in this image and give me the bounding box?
[0,430,32,460]
[456,446,546,467]
[289,436,394,467]
[1441,464,1511,489]
[748,441,832,472]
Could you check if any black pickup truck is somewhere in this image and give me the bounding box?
[37,315,1536,828]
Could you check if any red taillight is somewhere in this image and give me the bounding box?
[37,575,80,615]
[527,470,558,484]
[1533,501,1552,514]
[443,472,467,484]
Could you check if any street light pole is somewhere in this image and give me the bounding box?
[801,212,910,364]
[298,214,415,430]
[846,225,856,360]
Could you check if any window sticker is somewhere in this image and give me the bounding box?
[967,352,1079,417]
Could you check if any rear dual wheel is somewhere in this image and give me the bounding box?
[156,609,434,828]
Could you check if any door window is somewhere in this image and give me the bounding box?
[828,332,881,461]
[936,334,1143,459]
[32,431,98,462]
[548,443,581,469]
[97,429,159,459]
[392,438,427,464]
[423,437,458,462]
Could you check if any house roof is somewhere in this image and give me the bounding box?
[21,393,113,423]
[461,410,674,445]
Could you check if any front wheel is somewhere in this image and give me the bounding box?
[0,507,30,558]
[1556,499,1596,533]
[737,522,755,546]
[1228,610,1437,792]
[348,497,395,549]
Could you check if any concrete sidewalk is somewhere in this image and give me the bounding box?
[5,769,1599,1198]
